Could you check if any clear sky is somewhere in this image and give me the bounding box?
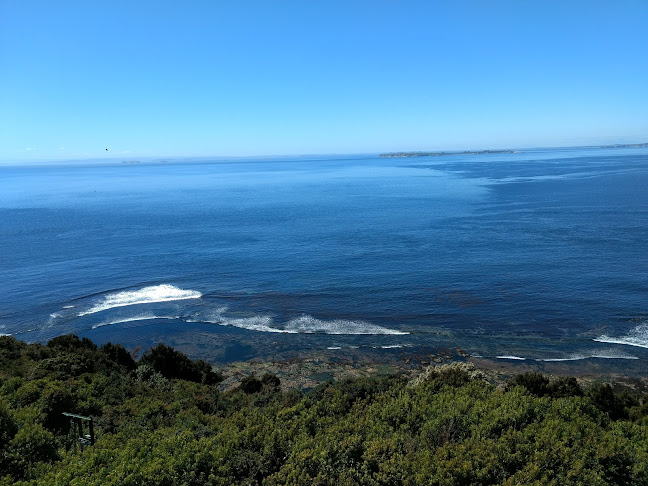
[1,1,647,161]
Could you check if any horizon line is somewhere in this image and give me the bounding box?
[1,141,647,165]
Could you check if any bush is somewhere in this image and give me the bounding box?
[100,343,137,372]
[139,343,222,385]
[587,383,628,420]
[507,372,550,397]
[411,362,483,388]
[47,335,97,352]
[548,376,583,398]
[261,373,281,392]
[239,375,263,394]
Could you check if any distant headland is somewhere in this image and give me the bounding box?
[379,149,520,158]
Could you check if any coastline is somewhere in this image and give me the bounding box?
[216,347,648,394]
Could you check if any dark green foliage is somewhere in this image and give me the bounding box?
[99,342,137,371]
[239,374,263,394]
[8,422,59,478]
[139,343,223,385]
[0,399,18,470]
[509,373,585,400]
[629,394,648,424]
[47,334,97,352]
[238,372,281,397]
[260,372,281,392]
[1,335,648,485]
[587,383,630,420]
[39,382,76,431]
[548,376,583,398]
[0,335,23,360]
[507,371,550,396]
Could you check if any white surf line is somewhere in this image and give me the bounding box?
[91,315,172,329]
[593,337,648,349]
[78,284,201,316]
[284,315,409,335]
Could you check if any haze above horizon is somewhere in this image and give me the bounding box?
[1,1,647,162]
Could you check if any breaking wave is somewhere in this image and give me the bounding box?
[190,309,407,335]
[496,350,638,362]
[188,308,295,334]
[78,284,201,316]
[284,315,408,335]
[91,314,176,330]
[539,352,638,362]
[593,323,648,349]
[224,316,294,334]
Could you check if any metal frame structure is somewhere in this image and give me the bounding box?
[62,412,95,447]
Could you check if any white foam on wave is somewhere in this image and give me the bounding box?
[327,346,342,350]
[191,308,407,335]
[497,349,638,362]
[13,328,37,335]
[540,352,639,362]
[0,333,11,337]
[78,284,201,316]
[227,316,296,334]
[191,307,296,334]
[63,305,74,309]
[593,323,648,349]
[284,315,408,335]
[91,313,176,330]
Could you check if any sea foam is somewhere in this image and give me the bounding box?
[78,284,201,316]
[224,316,295,334]
[191,308,407,335]
[496,349,638,362]
[593,323,648,349]
[540,353,638,362]
[91,313,173,329]
[284,315,409,335]
[189,308,295,334]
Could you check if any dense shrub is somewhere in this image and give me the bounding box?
[1,335,647,485]
[139,343,222,385]
[506,371,550,396]
[99,342,137,372]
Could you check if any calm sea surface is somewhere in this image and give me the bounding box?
[1,147,647,367]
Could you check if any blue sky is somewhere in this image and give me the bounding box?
[1,1,647,161]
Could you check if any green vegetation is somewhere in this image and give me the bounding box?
[1,334,647,485]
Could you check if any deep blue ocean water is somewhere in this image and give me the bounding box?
[1,147,647,368]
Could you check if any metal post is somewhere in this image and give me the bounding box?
[88,417,95,445]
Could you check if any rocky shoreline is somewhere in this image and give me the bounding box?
[217,347,648,395]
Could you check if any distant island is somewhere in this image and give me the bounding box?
[380,149,520,158]
[599,143,648,149]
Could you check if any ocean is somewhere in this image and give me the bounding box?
[1,147,647,370]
